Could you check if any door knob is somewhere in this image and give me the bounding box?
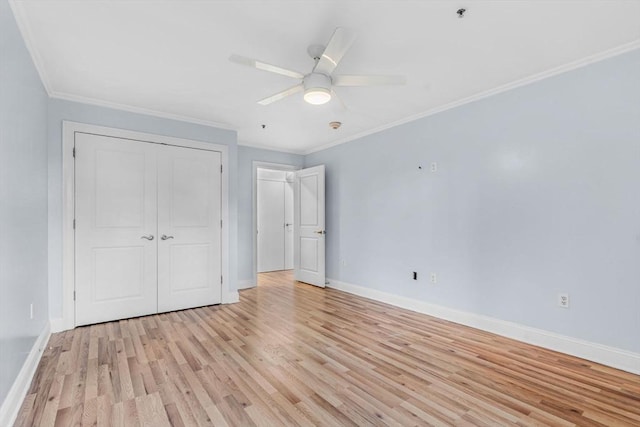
[161,235,174,240]
[141,235,154,240]
[314,230,326,235]
[285,223,292,227]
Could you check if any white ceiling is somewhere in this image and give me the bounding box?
[11,1,640,154]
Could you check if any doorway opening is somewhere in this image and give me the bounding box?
[257,168,294,274]
[251,162,299,288]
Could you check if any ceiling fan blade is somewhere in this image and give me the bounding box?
[331,89,349,111]
[333,75,407,87]
[313,27,356,76]
[257,84,303,105]
[229,54,304,79]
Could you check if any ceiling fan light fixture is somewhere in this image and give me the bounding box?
[303,73,332,105]
[230,27,405,107]
[304,87,331,105]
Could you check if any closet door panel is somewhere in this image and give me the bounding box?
[75,133,158,326]
[157,146,222,312]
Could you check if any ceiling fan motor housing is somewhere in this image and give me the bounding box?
[303,73,332,104]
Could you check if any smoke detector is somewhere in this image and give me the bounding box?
[329,121,342,130]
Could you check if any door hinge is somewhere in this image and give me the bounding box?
[220,164,223,173]
[220,219,223,228]
[73,219,76,229]
[221,275,223,284]
[73,291,76,301]
[72,147,76,157]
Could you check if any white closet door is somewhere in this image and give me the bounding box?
[157,146,222,312]
[257,179,285,272]
[75,133,158,326]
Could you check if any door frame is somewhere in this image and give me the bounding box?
[248,161,300,289]
[62,121,232,331]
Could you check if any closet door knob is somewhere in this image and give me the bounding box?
[161,235,174,240]
[141,235,154,240]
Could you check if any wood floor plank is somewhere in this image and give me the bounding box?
[14,270,640,426]
[96,394,113,427]
[135,392,172,427]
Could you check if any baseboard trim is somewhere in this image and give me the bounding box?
[49,317,67,333]
[237,279,256,290]
[327,278,640,375]
[0,322,51,427]
[222,290,240,304]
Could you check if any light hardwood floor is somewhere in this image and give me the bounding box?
[15,271,640,426]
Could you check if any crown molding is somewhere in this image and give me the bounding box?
[50,91,235,130]
[10,0,639,155]
[304,39,640,155]
[238,140,306,155]
[9,0,54,95]
[10,0,235,132]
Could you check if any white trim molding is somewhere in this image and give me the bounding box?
[61,121,233,331]
[327,278,640,375]
[9,0,54,95]
[9,1,233,132]
[223,290,240,304]
[305,40,640,155]
[238,141,305,155]
[10,0,640,156]
[49,318,65,334]
[0,323,51,427]
[51,92,233,131]
[237,279,256,290]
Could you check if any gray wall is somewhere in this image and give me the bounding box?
[306,49,640,353]
[47,99,238,319]
[237,146,304,284]
[0,1,49,404]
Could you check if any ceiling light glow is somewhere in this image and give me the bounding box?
[304,87,331,105]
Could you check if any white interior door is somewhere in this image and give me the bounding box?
[284,175,294,270]
[257,178,285,272]
[75,133,158,326]
[294,165,325,287]
[157,146,222,312]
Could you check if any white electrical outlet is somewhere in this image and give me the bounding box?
[558,293,569,308]
[30,303,34,320]
[430,162,438,173]
[430,273,437,284]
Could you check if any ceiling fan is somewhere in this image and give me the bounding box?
[230,27,406,106]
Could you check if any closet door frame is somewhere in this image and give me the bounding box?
[61,121,232,332]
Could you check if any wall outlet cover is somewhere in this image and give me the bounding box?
[558,293,570,308]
